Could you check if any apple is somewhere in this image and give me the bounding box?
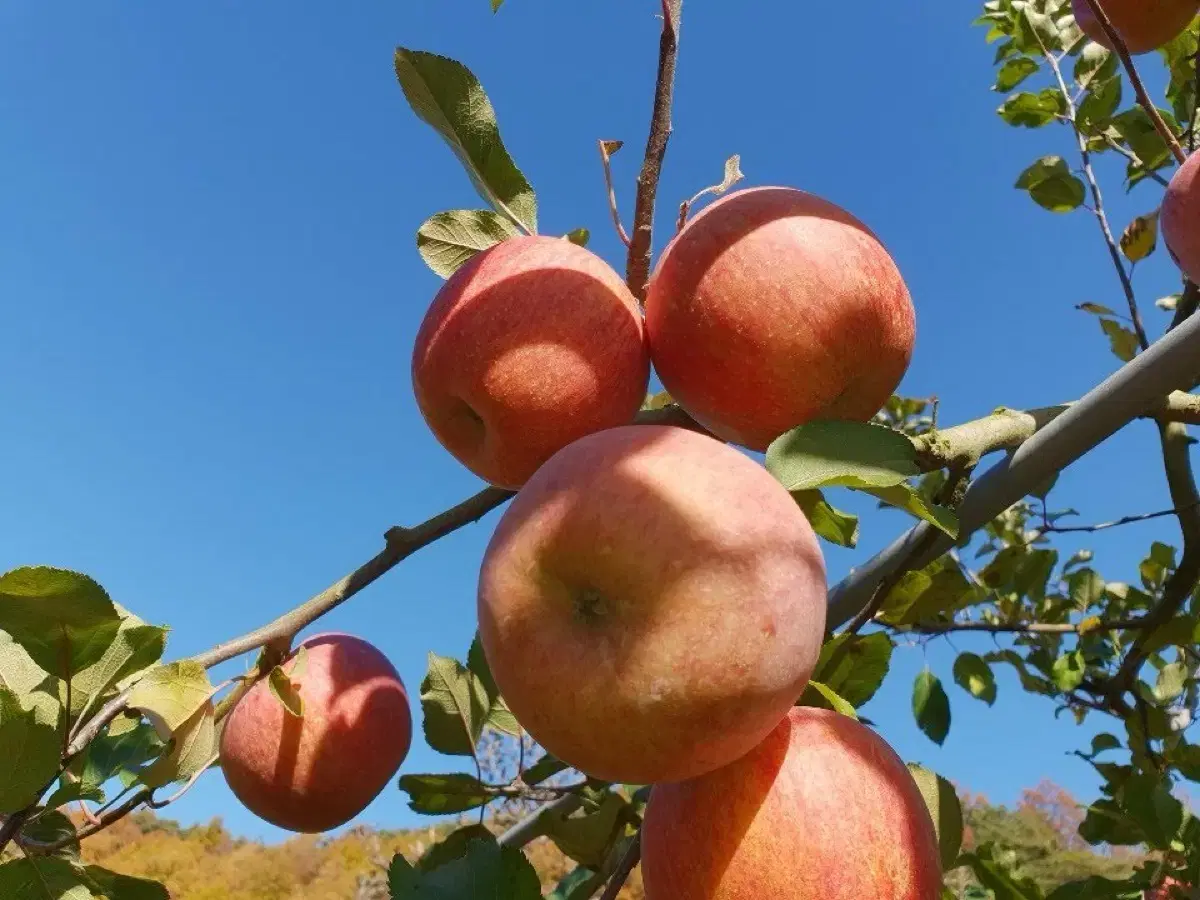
[641,706,943,900]
[645,185,915,451]
[1162,150,1200,284]
[477,423,828,785]
[1072,0,1200,54]
[411,235,651,489]
[219,632,413,833]
[1147,878,1193,900]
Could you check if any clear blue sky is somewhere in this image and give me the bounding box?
[1,1,1192,842]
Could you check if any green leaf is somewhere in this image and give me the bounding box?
[563,228,589,247]
[137,699,217,789]
[1124,774,1184,848]
[466,637,519,736]
[41,777,105,815]
[878,555,980,626]
[0,685,61,813]
[416,209,521,278]
[998,89,1065,128]
[1052,650,1087,692]
[84,867,169,900]
[415,824,496,874]
[1014,156,1085,212]
[1068,568,1105,609]
[863,483,960,538]
[960,843,1046,900]
[1099,319,1139,362]
[765,421,918,492]
[1111,106,1181,176]
[953,653,998,705]
[906,763,963,869]
[1076,302,1115,317]
[798,680,858,719]
[389,837,541,900]
[0,567,122,680]
[268,666,304,718]
[490,0,504,11]
[0,857,100,900]
[1155,661,1189,703]
[126,661,215,738]
[394,49,536,234]
[23,811,80,860]
[544,792,627,868]
[792,490,859,548]
[0,632,62,730]
[548,866,599,900]
[995,57,1039,91]
[1076,76,1122,133]
[912,670,951,745]
[1079,798,1143,846]
[398,773,492,815]
[68,721,164,793]
[68,612,166,724]
[812,633,893,707]
[421,652,490,757]
[1073,42,1116,88]
[521,753,568,786]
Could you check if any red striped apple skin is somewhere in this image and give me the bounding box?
[642,706,942,900]
[477,424,828,785]
[646,186,915,452]
[219,633,412,833]
[412,235,650,489]
[1163,151,1200,285]
[1071,0,1200,55]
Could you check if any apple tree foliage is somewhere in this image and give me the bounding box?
[2,0,1200,898]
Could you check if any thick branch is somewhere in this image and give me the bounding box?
[1079,0,1187,166]
[624,0,683,301]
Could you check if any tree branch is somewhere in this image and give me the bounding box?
[1033,501,1200,535]
[624,0,683,301]
[598,140,631,248]
[496,792,582,849]
[1043,44,1149,350]
[20,789,151,855]
[1079,0,1188,166]
[898,618,1143,635]
[0,809,30,857]
[598,834,642,900]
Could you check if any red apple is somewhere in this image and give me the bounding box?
[642,706,943,900]
[219,632,412,833]
[1072,0,1199,55]
[477,424,828,785]
[1147,877,1193,900]
[1163,150,1200,284]
[411,235,651,489]
[645,186,915,451]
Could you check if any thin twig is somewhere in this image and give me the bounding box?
[0,809,31,856]
[20,789,151,855]
[599,834,642,900]
[1035,500,1200,535]
[1079,0,1188,166]
[497,793,582,848]
[624,0,683,301]
[1099,134,1171,186]
[900,618,1143,635]
[598,140,631,247]
[1043,46,1150,350]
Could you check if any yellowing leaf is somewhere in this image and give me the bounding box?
[126,661,216,739]
[1120,211,1159,262]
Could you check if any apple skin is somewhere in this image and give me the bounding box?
[411,235,651,489]
[219,632,413,834]
[1072,0,1200,54]
[641,706,943,900]
[1162,150,1200,284]
[645,186,915,451]
[477,424,828,785]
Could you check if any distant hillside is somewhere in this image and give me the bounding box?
[72,780,1140,899]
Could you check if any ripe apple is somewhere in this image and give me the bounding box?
[477,424,828,785]
[1072,0,1200,54]
[641,706,943,900]
[1147,877,1193,900]
[219,632,412,833]
[645,185,915,451]
[411,235,651,489]
[1162,150,1200,284]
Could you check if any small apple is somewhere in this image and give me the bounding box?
[412,235,651,489]
[642,706,943,900]
[219,632,412,833]
[1162,150,1200,284]
[645,186,915,451]
[477,424,828,785]
[1072,0,1200,55]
